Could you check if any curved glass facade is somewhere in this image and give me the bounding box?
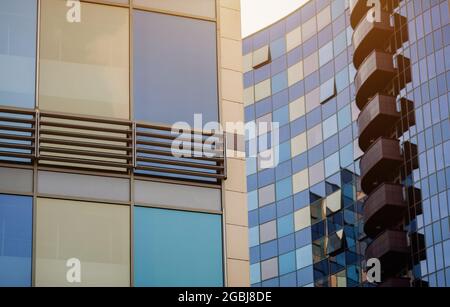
[243,0,365,287]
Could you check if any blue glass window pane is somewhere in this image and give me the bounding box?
[260,240,278,260]
[325,152,340,178]
[297,265,314,286]
[133,10,218,125]
[270,37,286,60]
[319,41,333,66]
[249,226,260,247]
[250,263,261,284]
[320,78,336,103]
[0,0,36,108]
[134,207,223,286]
[340,143,353,168]
[273,105,289,127]
[271,71,288,94]
[277,214,294,237]
[276,177,292,201]
[337,105,351,130]
[279,251,296,275]
[0,194,32,287]
[280,271,297,286]
[278,233,295,254]
[323,114,338,139]
[296,244,313,269]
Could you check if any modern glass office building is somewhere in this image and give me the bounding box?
[243,0,366,287]
[0,0,249,287]
[243,0,450,287]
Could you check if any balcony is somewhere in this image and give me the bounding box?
[365,230,409,276]
[355,51,396,110]
[360,137,403,195]
[358,94,400,152]
[363,183,407,238]
[350,0,400,29]
[350,0,372,29]
[353,11,394,69]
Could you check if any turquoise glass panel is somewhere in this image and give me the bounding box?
[134,207,223,286]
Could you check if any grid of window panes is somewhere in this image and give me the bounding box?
[0,0,224,287]
[243,0,366,287]
[393,0,450,287]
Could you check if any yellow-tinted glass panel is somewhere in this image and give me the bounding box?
[288,61,303,86]
[291,132,306,157]
[293,169,309,194]
[289,96,305,121]
[39,0,130,119]
[254,79,271,102]
[286,26,301,52]
[294,206,311,231]
[35,198,130,286]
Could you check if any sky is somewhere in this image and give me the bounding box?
[241,0,310,37]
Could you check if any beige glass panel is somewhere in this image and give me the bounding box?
[134,0,216,19]
[244,86,255,106]
[302,16,317,42]
[289,97,305,121]
[0,167,33,194]
[317,6,331,32]
[39,0,130,119]
[252,45,270,68]
[326,190,342,215]
[243,53,253,73]
[259,220,277,243]
[307,124,323,149]
[35,198,130,286]
[134,180,221,211]
[37,171,130,202]
[286,26,302,52]
[258,184,275,207]
[292,169,309,194]
[309,161,324,186]
[294,206,311,231]
[291,132,306,157]
[288,61,303,86]
[305,87,320,113]
[254,79,271,102]
[303,52,318,77]
[256,113,272,136]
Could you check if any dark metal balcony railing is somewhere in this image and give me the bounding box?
[363,183,407,238]
[352,10,394,69]
[349,0,400,29]
[360,137,403,195]
[0,106,227,184]
[357,94,400,152]
[365,229,409,276]
[355,50,396,110]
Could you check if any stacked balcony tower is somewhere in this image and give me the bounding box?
[350,0,420,287]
